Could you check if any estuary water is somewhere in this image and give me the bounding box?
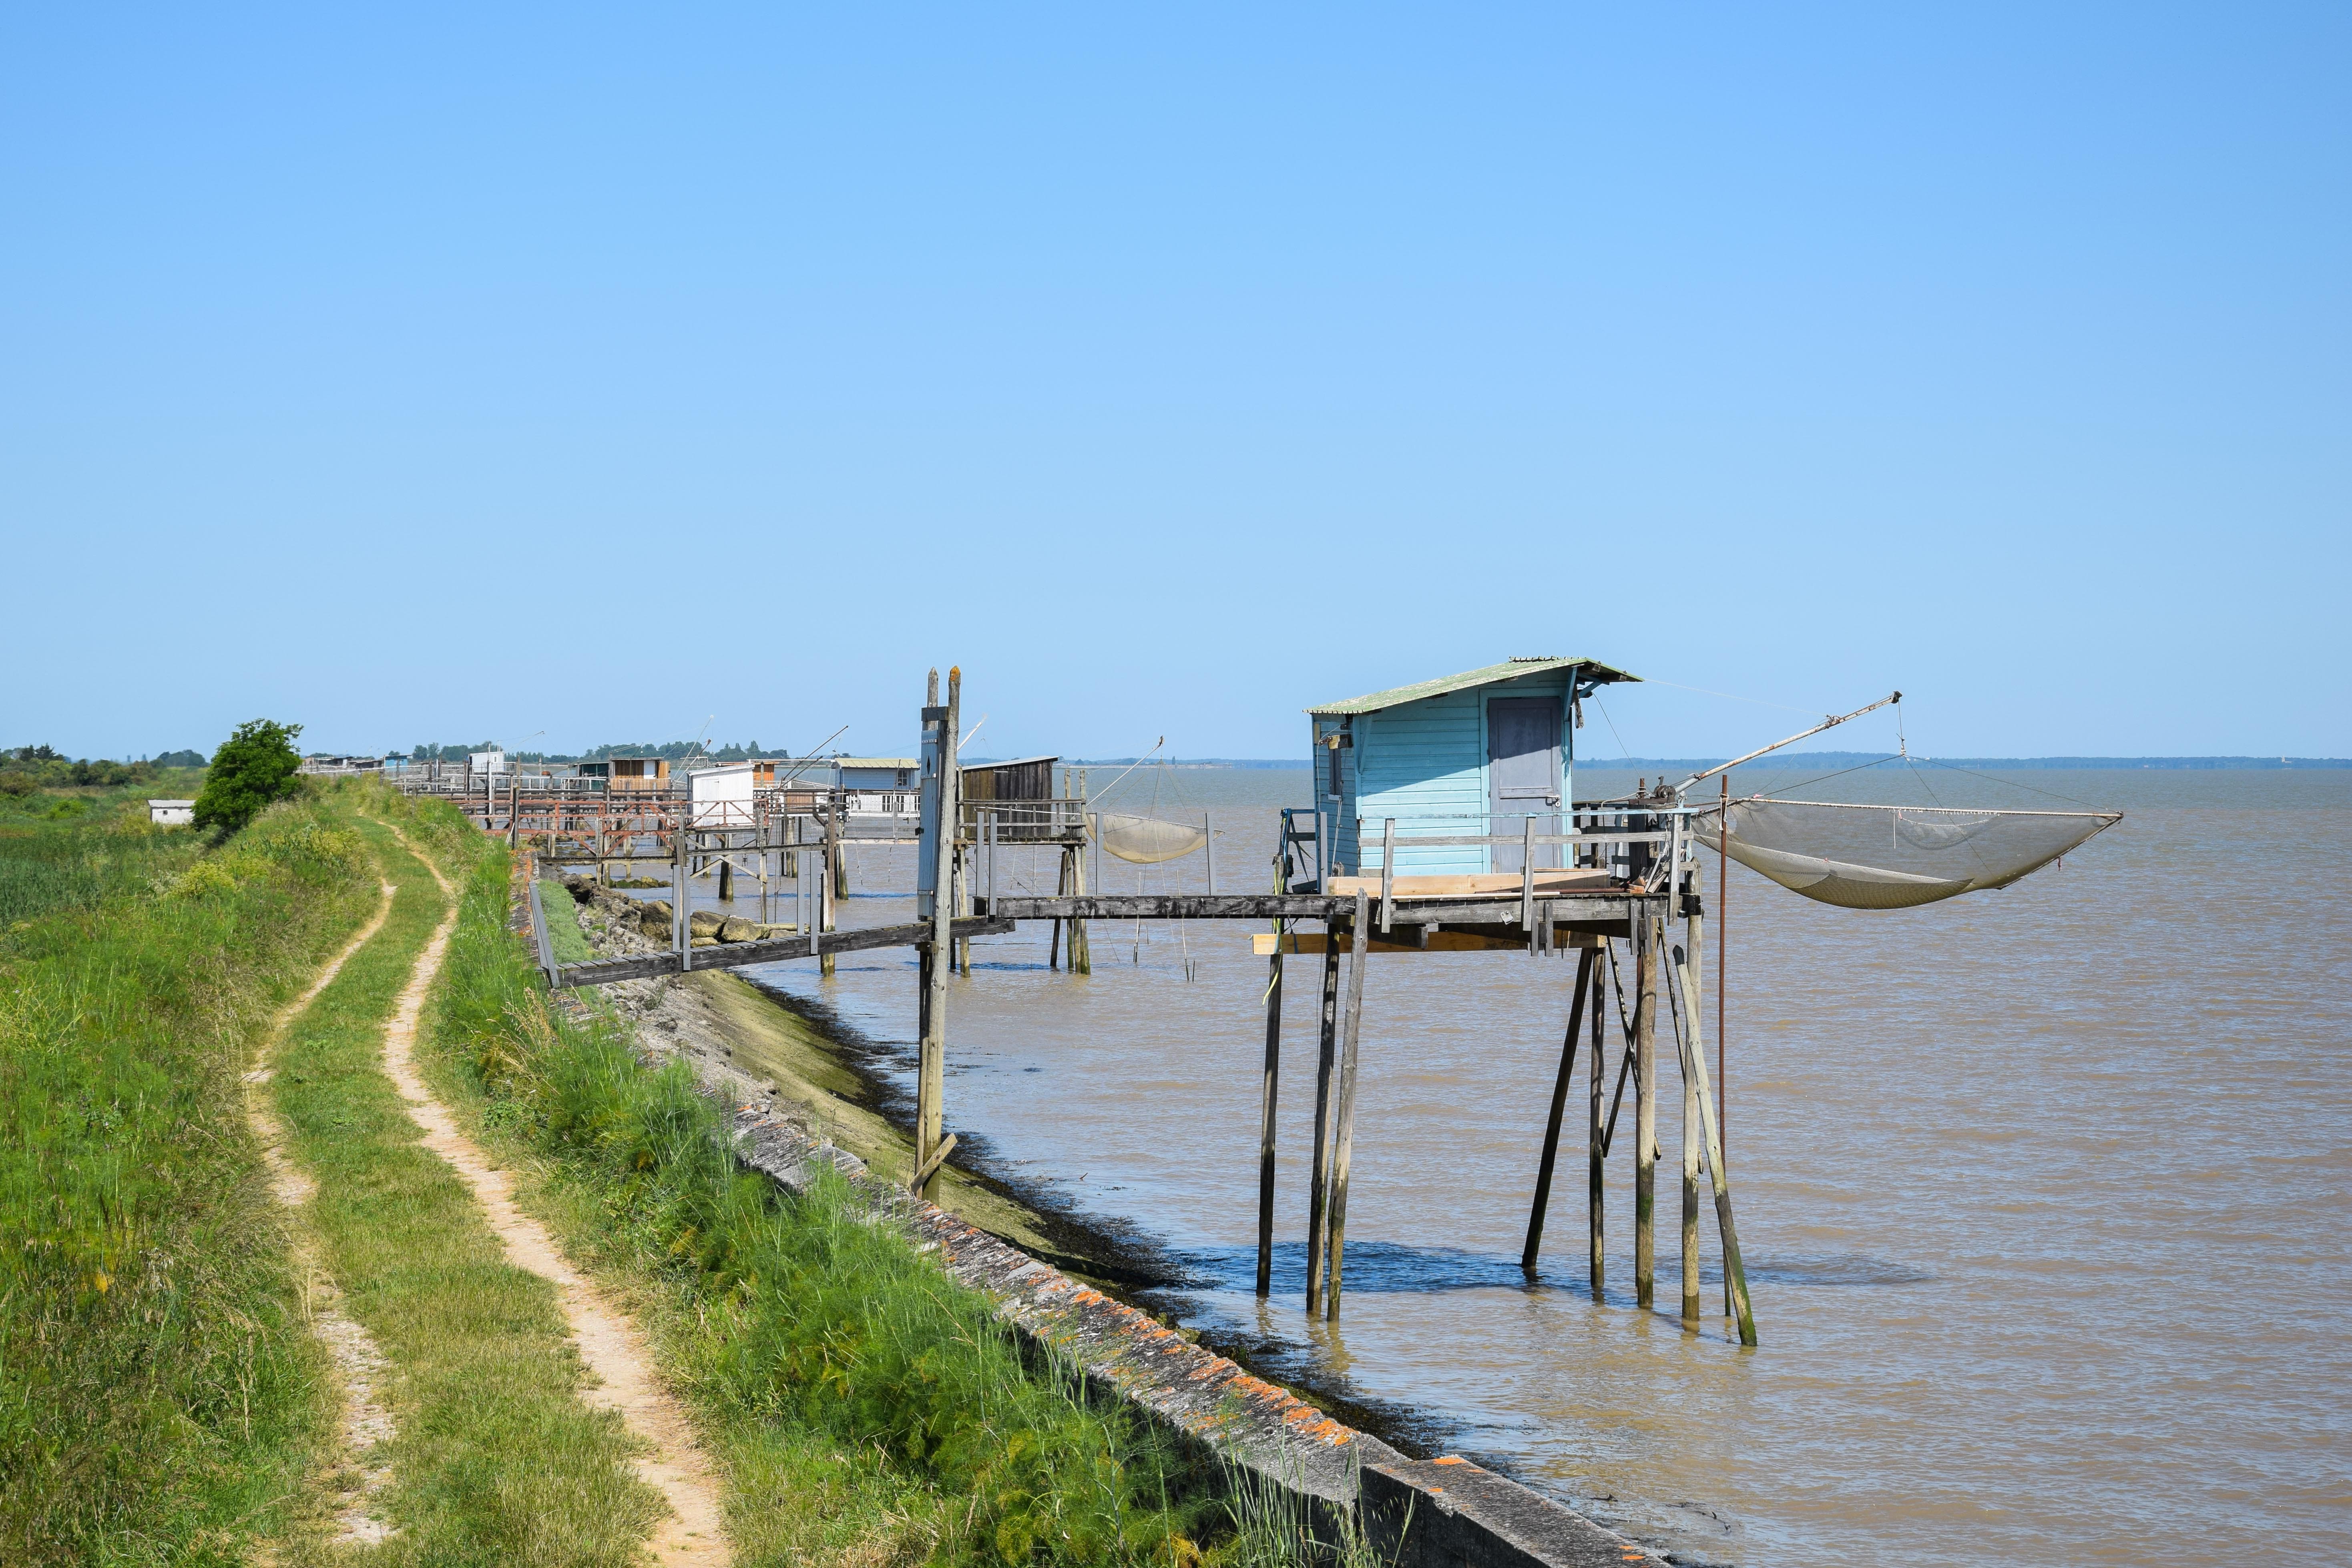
[700,765,2350,1566]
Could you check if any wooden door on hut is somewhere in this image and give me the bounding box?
[1488,697,1563,871]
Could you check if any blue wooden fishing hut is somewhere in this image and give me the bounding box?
[1307,656,1639,877]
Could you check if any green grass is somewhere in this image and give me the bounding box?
[0,789,378,1565]
[422,815,1224,1568]
[265,810,662,1566]
[538,879,597,966]
[0,775,208,927]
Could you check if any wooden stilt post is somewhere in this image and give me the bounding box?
[1680,954,1702,1326]
[718,855,732,901]
[1522,946,1596,1271]
[1587,942,1607,1295]
[915,668,958,1203]
[1719,772,1734,1320]
[1633,913,1659,1309]
[820,800,839,978]
[1324,890,1370,1318]
[1303,920,1343,1313]
[1672,935,1755,1345]
[671,819,689,968]
[1256,924,1283,1295]
[1070,820,1091,974]
[833,803,849,900]
[954,845,972,976]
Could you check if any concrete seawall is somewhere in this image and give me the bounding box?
[727,1098,1661,1568]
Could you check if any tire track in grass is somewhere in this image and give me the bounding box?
[381,823,730,1566]
[243,877,403,1548]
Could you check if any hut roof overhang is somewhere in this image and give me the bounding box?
[1305,657,1640,718]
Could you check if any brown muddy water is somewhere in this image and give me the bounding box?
[667,764,2350,1566]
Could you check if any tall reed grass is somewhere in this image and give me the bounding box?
[0,793,378,1564]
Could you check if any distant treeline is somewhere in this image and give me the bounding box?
[407,740,782,763]
[2,745,207,795]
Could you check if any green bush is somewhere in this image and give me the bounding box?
[193,719,304,835]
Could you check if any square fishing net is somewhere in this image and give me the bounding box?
[1705,798,2121,909]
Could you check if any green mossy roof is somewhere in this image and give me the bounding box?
[1306,657,1639,717]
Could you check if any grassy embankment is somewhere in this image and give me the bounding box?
[0,785,377,1564]
[420,799,1250,1568]
[264,797,664,1565]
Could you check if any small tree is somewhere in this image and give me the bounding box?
[193,719,305,834]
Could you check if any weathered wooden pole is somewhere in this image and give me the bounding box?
[717,854,732,901]
[820,801,840,978]
[952,828,972,974]
[1054,846,1073,968]
[1673,936,1755,1345]
[1633,914,1659,1309]
[1255,924,1284,1296]
[1587,942,1607,1295]
[1303,917,1344,1313]
[671,817,689,967]
[1070,815,1091,975]
[833,801,849,899]
[1719,773,1734,1320]
[1324,890,1371,1318]
[1522,944,1596,1271]
[915,667,958,1202]
[1680,938,1702,1325]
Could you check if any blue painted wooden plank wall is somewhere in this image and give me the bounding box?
[1329,671,1577,876]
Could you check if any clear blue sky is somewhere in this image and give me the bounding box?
[6,4,2345,763]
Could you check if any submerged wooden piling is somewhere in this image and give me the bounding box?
[1324,890,1371,1318]
[1303,918,1344,1313]
[1522,946,1597,1271]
